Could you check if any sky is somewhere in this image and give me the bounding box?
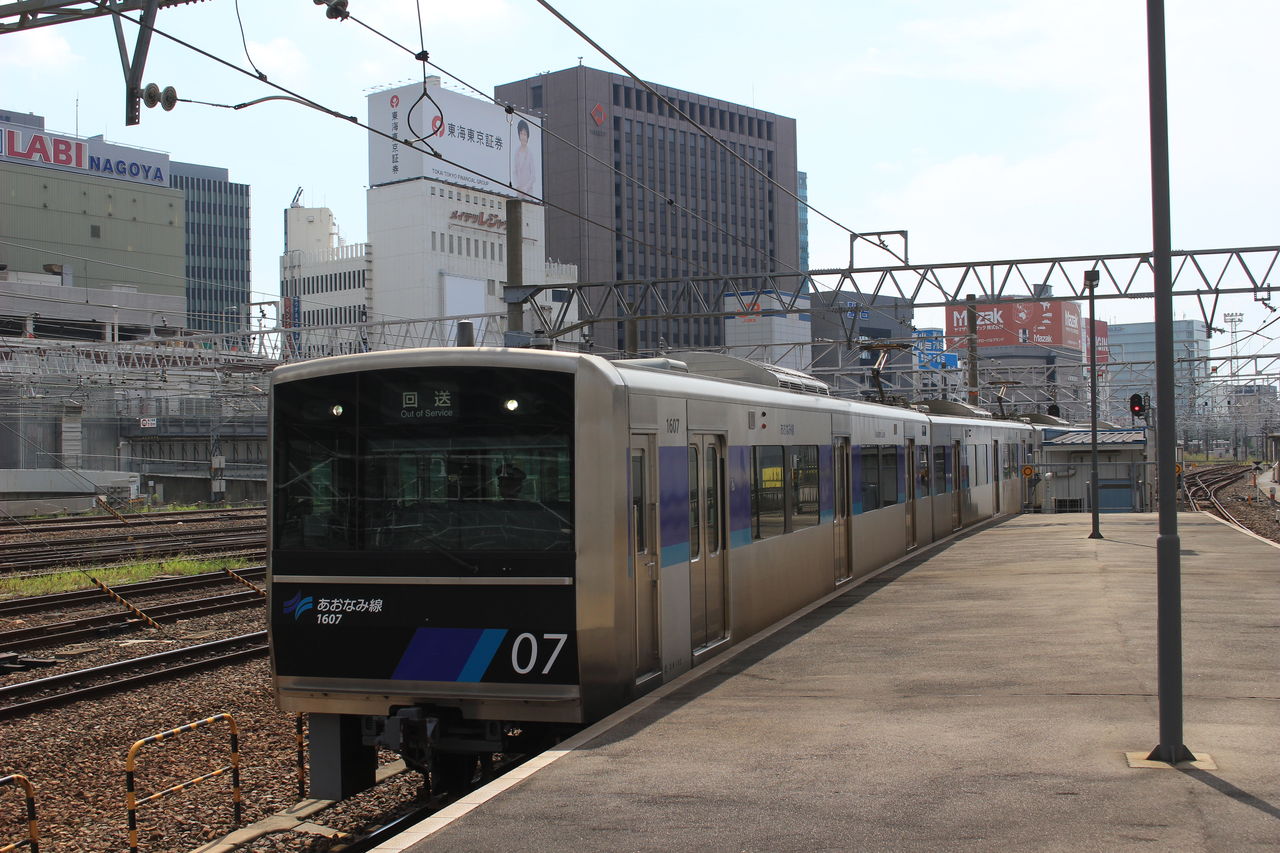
[3,0,1278,358]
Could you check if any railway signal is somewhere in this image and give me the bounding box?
[1129,393,1147,419]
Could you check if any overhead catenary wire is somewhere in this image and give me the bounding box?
[333,8,805,279]
[104,6,729,285]
[532,0,904,266]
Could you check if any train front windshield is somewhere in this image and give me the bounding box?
[272,365,574,577]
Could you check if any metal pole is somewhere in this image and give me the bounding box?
[1145,0,1193,765]
[1086,270,1103,539]
[966,295,979,405]
[505,198,525,342]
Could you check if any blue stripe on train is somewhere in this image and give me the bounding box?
[392,627,508,681]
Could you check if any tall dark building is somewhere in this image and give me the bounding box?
[170,162,251,333]
[496,67,800,351]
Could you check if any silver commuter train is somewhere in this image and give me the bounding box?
[268,347,1036,794]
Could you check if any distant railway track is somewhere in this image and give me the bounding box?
[0,632,267,720]
[0,528,266,573]
[1183,464,1251,527]
[0,589,266,653]
[0,565,265,616]
[0,506,264,535]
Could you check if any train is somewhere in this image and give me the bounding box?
[267,347,1038,796]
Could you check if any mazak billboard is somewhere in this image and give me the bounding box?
[367,83,542,200]
[0,120,170,186]
[946,300,1083,351]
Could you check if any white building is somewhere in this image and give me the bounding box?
[277,80,577,357]
[367,179,576,342]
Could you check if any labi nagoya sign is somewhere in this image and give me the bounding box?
[366,83,543,200]
[0,120,170,186]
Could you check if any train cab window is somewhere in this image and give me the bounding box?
[933,446,947,494]
[751,445,785,539]
[789,445,820,529]
[275,434,357,550]
[688,445,700,560]
[273,367,574,566]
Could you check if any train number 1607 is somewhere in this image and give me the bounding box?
[511,632,569,675]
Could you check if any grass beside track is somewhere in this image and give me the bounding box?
[0,556,259,599]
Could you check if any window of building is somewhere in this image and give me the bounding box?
[531,85,543,109]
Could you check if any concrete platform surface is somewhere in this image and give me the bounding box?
[387,513,1280,853]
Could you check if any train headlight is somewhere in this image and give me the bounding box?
[330,404,344,417]
[503,398,520,412]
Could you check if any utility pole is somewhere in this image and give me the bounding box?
[1145,0,1194,766]
[1085,270,1103,539]
[966,295,979,406]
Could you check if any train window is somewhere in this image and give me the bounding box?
[879,446,899,507]
[961,445,973,489]
[706,445,721,552]
[275,433,358,550]
[631,450,647,551]
[933,446,947,494]
[789,445,820,529]
[274,367,574,563]
[688,445,700,560]
[859,446,881,510]
[751,445,785,539]
[917,445,931,497]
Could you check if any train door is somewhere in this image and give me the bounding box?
[630,434,660,681]
[689,434,727,652]
[833,437,852,582]
[905,438,917,549]
[993,439,1001,514]
[951,439,963,530]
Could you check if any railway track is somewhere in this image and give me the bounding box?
[0,565,266,616]
[0,506,264,536]
[0,632,267,720]
[0,589,265,653]
[0,528,266,573]
[1183,464,1251,527]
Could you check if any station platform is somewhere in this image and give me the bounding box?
[380,512,1279,853]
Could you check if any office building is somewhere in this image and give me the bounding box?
[496,66,800,351]
[170,162,251,333]
[0,108,251,334]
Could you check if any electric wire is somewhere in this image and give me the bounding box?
[532,0,902,265]
[335,7,804,277]
[104,5,720,285]
[232,0,266,80]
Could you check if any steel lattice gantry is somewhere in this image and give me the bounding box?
[488,245,1280,340]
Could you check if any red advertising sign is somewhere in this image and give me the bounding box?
[946,300,1084,351]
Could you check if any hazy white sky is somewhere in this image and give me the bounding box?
[3,0,1277,350]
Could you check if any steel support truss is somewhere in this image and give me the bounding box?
[499,245,1278,339]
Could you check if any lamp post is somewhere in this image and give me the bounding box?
[1085,270,1103,539]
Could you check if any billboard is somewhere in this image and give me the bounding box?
[1088,318,1109,364]
[368,83,542,199]
[946,300,1083,350]
[912,328,960,370]
[0,120,170,186]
